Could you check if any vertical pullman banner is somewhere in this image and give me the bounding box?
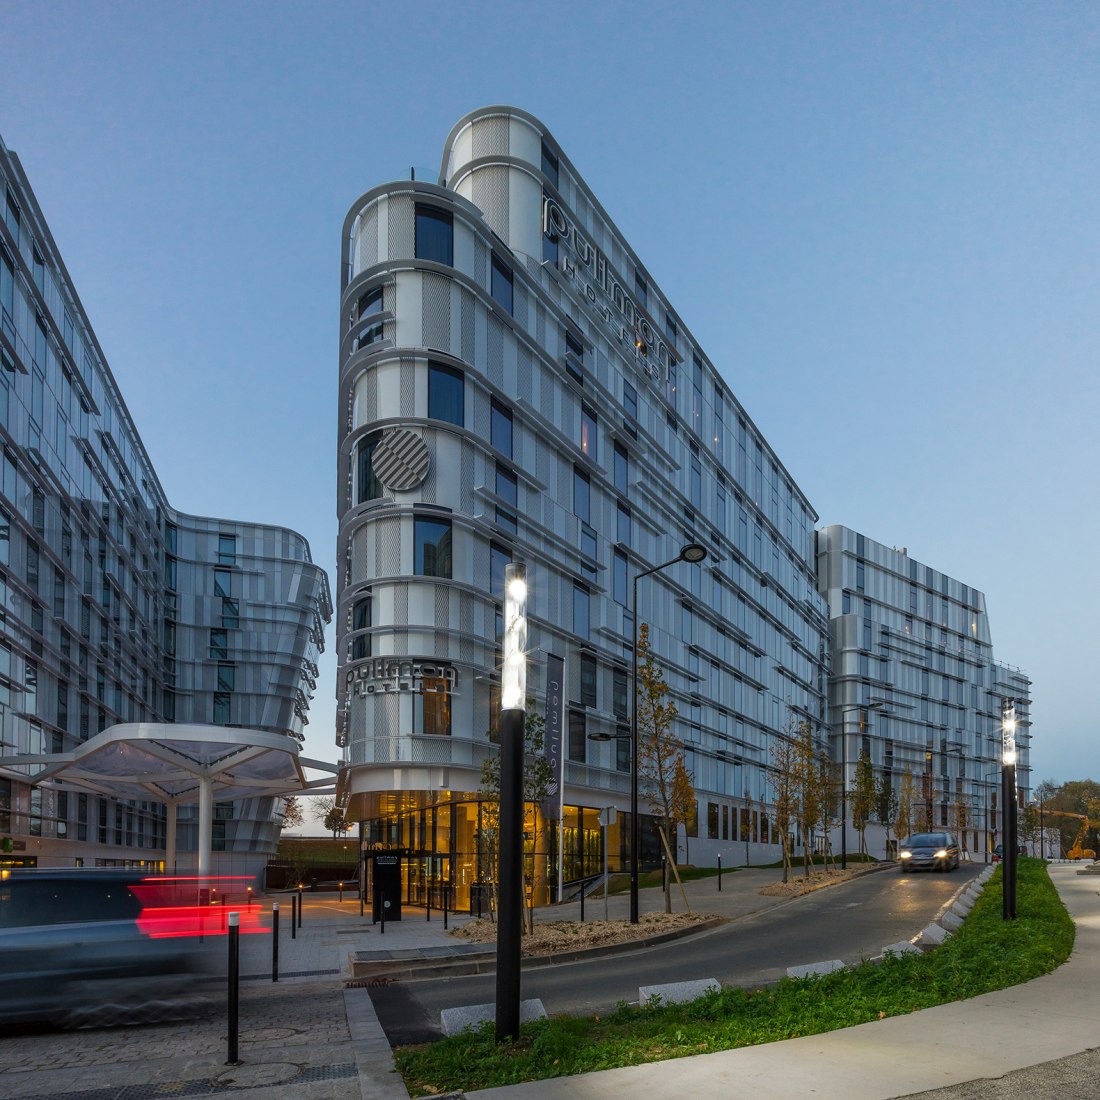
[543,654,565,900]
[543,655,564,814]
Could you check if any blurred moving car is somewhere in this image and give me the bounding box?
[898,832,960,872]
[0,869,263,1028]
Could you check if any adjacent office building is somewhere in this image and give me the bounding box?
[337,106,833,908]
[817,526,1031,859]
[0,136,332,874]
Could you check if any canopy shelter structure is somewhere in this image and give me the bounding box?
[0,722,339,875]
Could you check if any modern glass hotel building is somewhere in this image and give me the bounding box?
[337,106,834,908]
[0,136,331,875]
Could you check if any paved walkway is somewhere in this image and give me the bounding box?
[0,864,1097,1099]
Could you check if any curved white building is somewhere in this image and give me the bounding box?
[338,107,830,909]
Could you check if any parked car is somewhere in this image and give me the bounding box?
[992,843,1028,863]
[0,869,254,1028]
[897,832,960,872]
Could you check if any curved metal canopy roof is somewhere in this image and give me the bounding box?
[0,722,338,804]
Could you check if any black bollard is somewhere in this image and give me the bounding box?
[297,887,303,929]
[426,884,431,922]
[443,883,449,931]
[339,881,344,903]
[226,912,241,1065]
[291,893,297,939]
[718,854,722,892]
[580,881,585,922]
[271,903,280,982]
[380,898,386,934]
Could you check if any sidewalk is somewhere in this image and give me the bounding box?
[468,863,1100,1100]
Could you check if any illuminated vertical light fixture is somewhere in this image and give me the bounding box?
[1001,698,1018,920]
[495,563,527,1042]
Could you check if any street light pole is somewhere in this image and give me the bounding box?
[628,543,707,924]
[1001,698,1018,921]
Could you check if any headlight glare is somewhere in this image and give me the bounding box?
[935,849,947,858]
[899,851,911,859]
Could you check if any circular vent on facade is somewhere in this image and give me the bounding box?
[372,428,430,492]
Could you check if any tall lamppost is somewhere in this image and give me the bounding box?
[1001,698,1018,921]
[836,701,886,870]
[495,563,527,1041]
[627,543,707,924]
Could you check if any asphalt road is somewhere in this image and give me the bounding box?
[371,863,980,1044]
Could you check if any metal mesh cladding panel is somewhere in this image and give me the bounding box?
[472,115,510,157]
[461,287,476,363]
[357,205,379,272]
[399,360,416,418]
[390,197,414,261]
[435,585,450,630]
[422,272,451,351]
[375,517,401,576]
[473,165,510,241]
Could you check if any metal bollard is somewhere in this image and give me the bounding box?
[580,882,585,922]
[718,854,722,892]
[226,912,241,1065]
[443,884,449,931]
[297,887,303,928]
[272,903,280,982]
[426,887,431,922]
[339,881,344,903]
[380,898,386,934]
[291,893,297,939]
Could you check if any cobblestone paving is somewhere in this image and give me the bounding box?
[0,978,366,1098]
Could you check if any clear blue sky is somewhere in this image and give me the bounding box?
[2,1,1096,786]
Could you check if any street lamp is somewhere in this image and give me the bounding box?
[623,542,706,924]
[1001,698,1018,921]
[836,701,886,870]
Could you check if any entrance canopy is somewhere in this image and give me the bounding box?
[0,722,338,874]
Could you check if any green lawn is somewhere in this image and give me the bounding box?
[395,858,1073,1095]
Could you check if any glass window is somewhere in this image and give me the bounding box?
[568,709,586,762]
[415,205,453,265]
[217,663,235,692]
[613,549,628,606]
[491,255,513,315]
[581,405,597,460]
[614,442,629,494]
[351,596,371,660]
[357,321,384,350]
[358,285,383,319]
[690,453,702,508]
[357,429,383,503]
[217,534,236,564]
[491,398,513,457]
[541,141,559,187]
[415,678,452,735]
[573,582,590,639]
[613,669,628,718]
[428,363,464,426]
[617,503,631,546]
[214,568,232,598]
[580,522,597,566]
[496,465,518,534]
[623,380,638,423]
[635,271,647,308]
[221,598,239,628]
[210,629,228,659]
[573,466,590,523]
[490,543,511,598]
[415,517,452,577]
[580,653,597,708]
[213,693,231,725]
[616,728,631,772]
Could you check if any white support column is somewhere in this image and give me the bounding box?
[197,777,213,878]
[166,801,178,873]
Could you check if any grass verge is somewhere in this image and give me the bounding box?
[395,858,1073,1095]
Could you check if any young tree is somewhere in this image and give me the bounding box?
[851,749,875,857]
[770,727,798,885]
[953,792,972,854]
[815,751,840,871]
[874,775,899,857]
[793,718,821,881]
[479,703,555,930]
[281,796,304,830]
[636,624,695,913]
[895,771,915,844]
